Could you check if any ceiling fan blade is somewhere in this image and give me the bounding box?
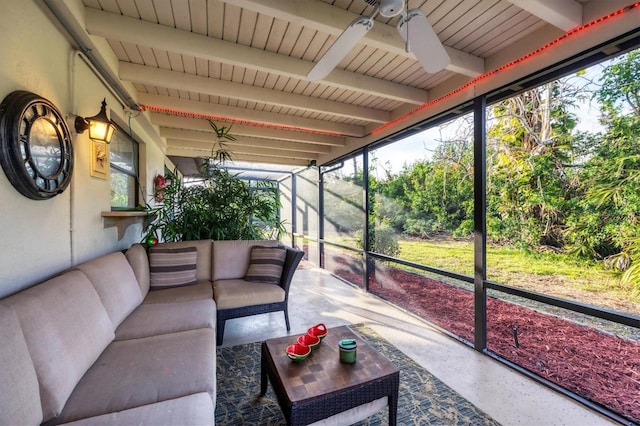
[307,16,374,81]
[397,9,450,74]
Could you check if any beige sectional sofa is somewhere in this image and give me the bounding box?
[0,239,303,426]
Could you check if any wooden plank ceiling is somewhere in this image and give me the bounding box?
[72,0,629,174]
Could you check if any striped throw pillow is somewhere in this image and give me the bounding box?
[244,246,286,284]
[149,246,198,289]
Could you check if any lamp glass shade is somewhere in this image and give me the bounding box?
[73,98,115,143]
[88,120,115,143]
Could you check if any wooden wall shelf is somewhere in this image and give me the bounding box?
[101,211,152,240]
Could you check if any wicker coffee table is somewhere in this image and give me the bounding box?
[261,325,399,425]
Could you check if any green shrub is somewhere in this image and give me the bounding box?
[356,220,400,258]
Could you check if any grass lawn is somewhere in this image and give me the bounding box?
[398,239,639,314]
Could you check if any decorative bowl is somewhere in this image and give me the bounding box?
[286,343,311,362]
[297,333,321,350]
[307,323,328,340]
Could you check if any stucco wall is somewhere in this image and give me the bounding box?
[0,1,166,298]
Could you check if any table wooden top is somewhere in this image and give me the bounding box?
[263,325,398,404]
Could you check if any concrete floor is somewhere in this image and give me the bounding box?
[221,266,616,426]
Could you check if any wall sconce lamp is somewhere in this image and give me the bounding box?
[74,98,116,143]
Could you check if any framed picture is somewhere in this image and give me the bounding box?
[90,139,109,179]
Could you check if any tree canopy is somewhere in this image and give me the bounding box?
[333,49,640,289]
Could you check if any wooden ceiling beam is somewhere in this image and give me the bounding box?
[167,148,313,167]
[160,128,332,154]
[507,0,582,32]
[167,139,319,161]
[220,0,485,77]
[138,93,371,138]
[149,113,347,146]
[86,8,427,104]
[122,63,383,128]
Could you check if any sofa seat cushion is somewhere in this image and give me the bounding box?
[214,279,285,310]
[3,270,114,421]
[76,252,143,330]
[57,328,216,424]
[143,280,213,304]
[59,393,214,426]
[309,396,388,426]
[115,298,216,341]
[0,303,42,426]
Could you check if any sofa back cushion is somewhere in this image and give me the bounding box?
[76,252,143,330]
[0,303,43,426]
[212,240,279,281]
[3,270,114,421]
[155,240,213,282]
[125,243,150,297]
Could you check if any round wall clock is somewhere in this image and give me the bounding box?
[0,90,74,200]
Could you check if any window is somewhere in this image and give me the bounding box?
[109,125,139,209]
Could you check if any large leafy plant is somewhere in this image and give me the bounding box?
[143,122,285,242]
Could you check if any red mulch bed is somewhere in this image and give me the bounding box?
[321,252,640,423]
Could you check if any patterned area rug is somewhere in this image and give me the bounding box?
[215,323,500,425]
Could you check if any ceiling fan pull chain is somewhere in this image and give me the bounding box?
[405,0,409,53]
[404,21,410,53]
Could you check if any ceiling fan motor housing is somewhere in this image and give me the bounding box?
[361,0,405,18]
[379,0,405,17]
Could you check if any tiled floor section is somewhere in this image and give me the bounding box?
[220,267,615,425]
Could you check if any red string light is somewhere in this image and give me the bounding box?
[140,3,639,139]
[139,104,345,137]
[371,2,639,135]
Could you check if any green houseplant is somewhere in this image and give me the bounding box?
[142,122,285,243]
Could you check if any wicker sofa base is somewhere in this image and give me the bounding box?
[214,246,303,345]
[216,301,290,346]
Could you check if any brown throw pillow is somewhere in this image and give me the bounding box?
[149,246,198,289]
[245,246,286,284]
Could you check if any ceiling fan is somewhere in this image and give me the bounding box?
[307,0,450,81]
